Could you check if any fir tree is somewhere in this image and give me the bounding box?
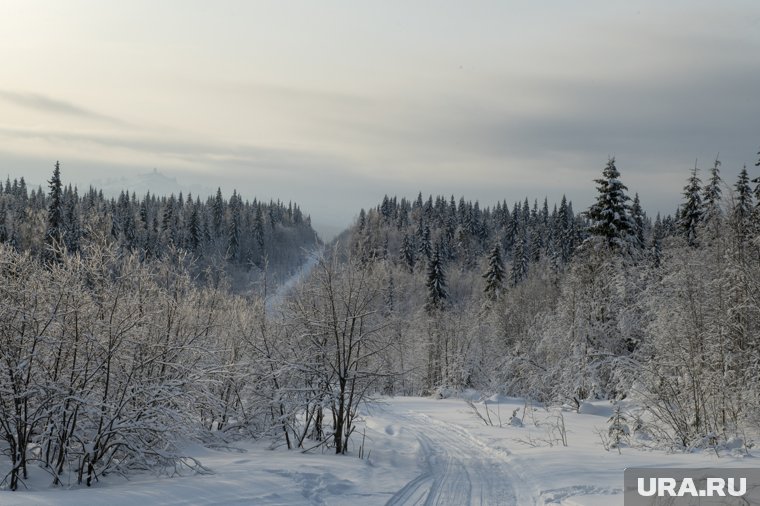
[511,228,528,285]
[187,203,200,252]
[64,187,81,253]
[678,165,703,247]
[425,245,448,313]
[585,158,635,250]
[630,193,646,249]
[45,161,64,262]
[162,196,176,245]
[558,196,576,263]
[733,166,753,244]
[483,243,505,300]
[399,234,415,272]
[227,191,241,261]
[651,213,663,268]
[0,202,7,243]
[751,148,760,227]
[418,222,432,261]
[212,187,224,236]
[254,205,265,253]
[703,156,723,222]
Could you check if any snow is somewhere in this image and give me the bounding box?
[5,396,759,505]
[577,402,613,417]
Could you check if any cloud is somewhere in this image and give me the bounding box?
[0,91,127,125]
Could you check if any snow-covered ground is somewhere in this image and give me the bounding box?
[5,396,758,505]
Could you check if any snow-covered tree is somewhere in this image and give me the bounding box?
[678,165,703,247]
[425,245,448,313]
[585,158,635,251]
[630,193,646,249]
[45,161,64,262]
[733,166,753,244]
[483,243,505,301]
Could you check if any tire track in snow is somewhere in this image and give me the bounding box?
[385,410,535,506]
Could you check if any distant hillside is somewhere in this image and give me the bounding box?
[91,168,212,199]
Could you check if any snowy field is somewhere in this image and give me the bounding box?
[4,396,758,505]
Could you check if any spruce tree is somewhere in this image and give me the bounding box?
[651,213,663,268]
[254,205,265,252]
[630,193,646,249]
[733,166,753,243]
[425,245,448,313]
[483,243,505,300]
[227,191,241,261]
[417,222,432,261]
[511,228,528,285]
[162,196,176,245]
[187,203,200,251]
[45,161,64,262]
[751,148,760,227]
[585,158,635,250]
[212,187,224,236]
[64,187,81,253]
[703,157,723,221]
[0,202,7,243]
[678,165,703,247]
[399,234,415,272]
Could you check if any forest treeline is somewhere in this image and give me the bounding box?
[345,153,760,450]
[0,162,319,290]
[1,153,760,490]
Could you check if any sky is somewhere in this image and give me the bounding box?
[1,0,759,237]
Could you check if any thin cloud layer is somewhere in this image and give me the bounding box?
[0,91,126,125]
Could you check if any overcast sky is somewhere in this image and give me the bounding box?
[1,0,759,235]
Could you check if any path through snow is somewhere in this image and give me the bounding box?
[384,407,535,506]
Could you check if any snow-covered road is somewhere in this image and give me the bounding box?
[385,408,533,506]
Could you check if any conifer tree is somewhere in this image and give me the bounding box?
[254,205,265,253]
[212,187,224,236]
[733,166,753,244]
[585,158,635,250]
[751,148,760,226]
[400,234,415,272]
[651,213,663,268]
[64,187,81,253]
[511,228,528,285]
[418,222,432,261]
[630,193,646,249]
[483,243,505,300]
[425,245,447,313]
[227,191,241,261]
[187,203,200,252]
[45,161,64,262]
[0,202,7,243]
[678,165,703,247]
[162,196,176,245]
[703,157,723,222]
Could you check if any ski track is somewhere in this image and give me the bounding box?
[385,409,535,506]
